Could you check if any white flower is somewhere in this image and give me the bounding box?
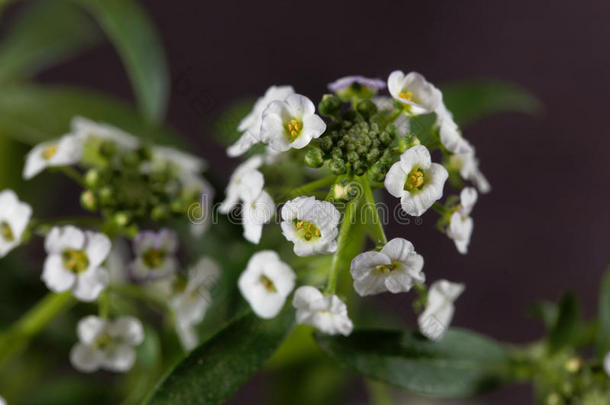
[42,226,111,302]
[384,145,448,216]
[219,156,264,214]
[151,145,207,176]
[71,116,139,150]
[280,196,340,257]
[228,85,295,157]
[23,135,83,179]
[242,191,275,244]
[449,150,491,194]
[70,315,144,373]
[130,229,178,281]
[238,251,295,319]
[292,286,353,336]
[0,190,32,258]
[388,70,443,115]
[350,238,425,296]
[171,257,221,328]
[176,323,198,351]
[260,94,326,152]
[604,352,610,377]
[418,280,465,341]
[447,187,478,254]
[439,119,473,154]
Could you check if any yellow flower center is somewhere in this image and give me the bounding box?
[142,248,166,269]
[294,219,321,241]
[94,334,113,350]
[259,275,277,292]
[41,144,59,160]
[374,262,399,274]
[62,249,90,273]
[405,168,425,192]
[0,221,15,242]
[284,119,303,142]
[398,91,414,102]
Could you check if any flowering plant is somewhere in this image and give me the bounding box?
[0,2,607,405]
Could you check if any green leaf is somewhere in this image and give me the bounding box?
[597,266,610,355]
[75,0,169,123]
[0,84,181,146]
[146,309,295,405]
[548,293,581,354]
[409,112,437,148]
[315,328,512,398]
[0,0,102,84]
[527,300,558,330]
[442,80,541,126]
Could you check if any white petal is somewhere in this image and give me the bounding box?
[604,352,610,377]
[109,316,144,346]
[460,187,478,215]
[72,267,109,302]
[292,285,324,310]
[45,226,85,253]
[399,145,431,173]
[227,131,258,157]
[418,305,452,341]
[285,94,315,117]
[176,323,198,351]
[354,274,392,296]
[102,344,136,372]
[380,238,414,263]
[42,254,76,292]
[350,251,390,280]
[70,343,103,373]
[85,232,111,267]
[77,315,106,345]
[384,162,407,198]
[239,170,265,203]
[23,141,54,179]
[439,124,472,154]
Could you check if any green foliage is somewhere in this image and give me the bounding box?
[548,293,581,354]
[147,309,295,405]
[75,0,169,123]
[0,0,101,84]
[442,79,542,126]
[409,112,438,148]
[597,267,610,356]
[315,328,512,398]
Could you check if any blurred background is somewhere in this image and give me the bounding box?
[1,0,609,403]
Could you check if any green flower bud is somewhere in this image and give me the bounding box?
[356,99,377,119]
[84,169,101,189]
[379,131,393,145]
[368,163,386,182]
[366,148,380,163]
[305,148,324,168]
[170,199,185,213]
[319,136,334,152]
[80,190,97,211]
[318,94,342,117]
[151,205,170,221]
[353,161,366,176]
[356,145,367,155]
[98,186,113,206]
[398,137,410,153]
[329,159,346,174]
[113,212,131,227]
[346,151,359,163]
[331,147,343,160]
[99,140,117,158]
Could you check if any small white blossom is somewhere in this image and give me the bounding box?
[71,116,139,150]
[23,135,83,179]
[350,238,425,296]
[219,156,264,214]
[70,315,144,373]
[384,145,448,216]
[228,85,295,157]
[0,190,32,258]
[238,251,295,319]
[449,149,491,194]
[418,280,464,341]
[438,118,473,154]
[292,286,353,336]
[242,191,275,244]
[280,196,340,257]
[151,145,207,176]
[131,229,178,281]
[171,257,221,328]
[42,226,111,302]
[260,94,326,152]
[604,352,610,377]
[447,187,478,254]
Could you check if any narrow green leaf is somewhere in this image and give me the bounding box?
[597,266,610,355]
[548,293,581,354]
[75,0,169,123]
[0,0,102,83]
[316,328,512,398]
[147,309,295,405]
[442,80,541,126]
[0,85,181,146]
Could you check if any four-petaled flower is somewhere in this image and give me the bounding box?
[219,156,264,214]
[385,145,448,216]
[0,190,32,258]
[228,85,295,157]
[42,226,111,302]
[23,134,83,180]
[260,94,326,152]
[70,315,144,373]
[449,148,491,194]
[238,251,295,319]
[447,187,478,254]
[292,286,353,336]
[281,196,340,256]
[418,279,464,341]
[350,238,425,296]
[131,229,178,281]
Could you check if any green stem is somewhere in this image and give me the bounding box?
[276,176,337,203]
[361,177,387,246]
[432,202,448,216]
[325,197,359,294]
[55,166,86,186]
[99,291,110,319]
[0,292,75,368]
[111,284,168,312]
[366,380,394,405]
[33,216,103,236]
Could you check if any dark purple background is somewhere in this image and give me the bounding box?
[39,0,610,403]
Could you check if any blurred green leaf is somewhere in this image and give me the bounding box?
[210,98,255,145]
[75,0,169,123]
[0,84,182,146]
[548,293,581,354]
[409,112,437,148]
[442,79,541,126]
[527,300,558,330]
[315,328,512,398]
[597,266,610,356]
[0,0,101,84]
[146,308,295,405]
